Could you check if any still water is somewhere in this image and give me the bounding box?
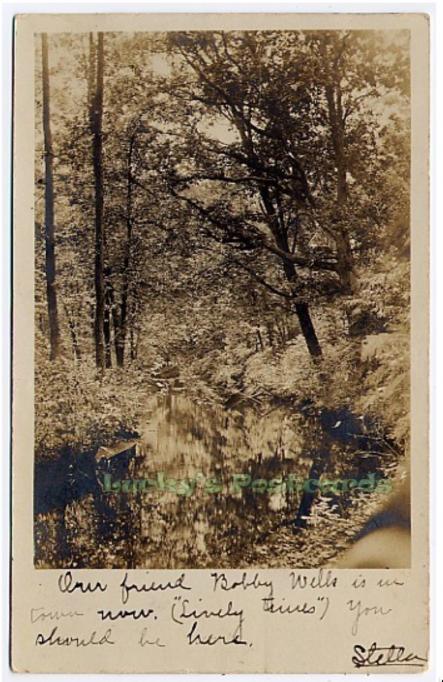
[35,392,390,568]
[35,393,310,569]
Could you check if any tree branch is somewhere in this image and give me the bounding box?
[228,255,293,300]
[170,185,339,272]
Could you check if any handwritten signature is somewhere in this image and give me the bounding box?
[352,642,427,668]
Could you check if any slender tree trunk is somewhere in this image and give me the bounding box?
[281,246,322,359]
[129,299,140,362]
[320,36,355,294]
[104,289,112,368]
[115,297,127,367]
[114,135,135,368]
[59,297,81,359]
[335,228,354,293]
[130,325,136,361]
[103,266,113,367]
[68,318,81,360]
[109,281,125,365]
[41,33,60,361]
[260,185,323,359]
[294,303,322,358]
[87,33,95,113]
[90,32,105,371]
[326,89,354,293]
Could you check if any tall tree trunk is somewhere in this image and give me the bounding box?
[281,244,322,359]
[41,33,60,361]
[60,297,81,360]
[259,185,323,359]
[321,36,355,294]
[114,134,135,368]
[90,33,105,371]
[67,317,81,360]
[104,290,112,368]
[130,323,138,361]
[87,33,95,113]
[103,266,113,368]
[115,287,128,367]
[129,298,140,363]
[324,82,354,294]
[294,303,322,358]
[231,115,322,360]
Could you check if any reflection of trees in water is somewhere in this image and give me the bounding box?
[35,394,307,568]
[34,393,395,568]
[128,394,304,568]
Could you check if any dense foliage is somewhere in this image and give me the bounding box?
[34,30,410,565]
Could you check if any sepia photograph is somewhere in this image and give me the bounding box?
[33,27,412,570]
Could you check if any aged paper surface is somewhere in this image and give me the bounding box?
[12,12,429,673]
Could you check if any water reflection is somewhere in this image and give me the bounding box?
[35,391,399,568]
[36,393,307,569]
[131,393,304,568]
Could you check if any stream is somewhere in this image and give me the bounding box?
[34,392,394,569]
